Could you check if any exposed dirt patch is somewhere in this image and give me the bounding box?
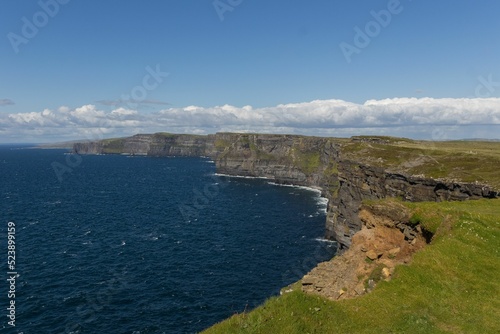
[300,201,429,300]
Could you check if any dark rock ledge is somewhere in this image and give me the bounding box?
[73,132,499,250]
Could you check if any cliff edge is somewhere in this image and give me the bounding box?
[73,133,500,249]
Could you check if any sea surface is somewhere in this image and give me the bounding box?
[0,146,336,333]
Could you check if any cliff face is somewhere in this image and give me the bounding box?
[302,200,426,300]
[213,133,339,187]
[73,132,499,249]
[330,161,498,248]
[73,133,218,157]
[208,133,499,249]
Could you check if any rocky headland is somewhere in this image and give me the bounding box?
[301,200,429,300]
[73,132,499,250]
[73,132,500,301]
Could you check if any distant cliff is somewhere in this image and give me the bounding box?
[73,133,500,249]
[73,133,218,156]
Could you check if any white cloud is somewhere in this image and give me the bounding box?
[1,97,500,143]
[110,108,139,116]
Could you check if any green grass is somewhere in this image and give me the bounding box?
[153,132,205,138]
[203,199,500,334]
[341,140,500,188]
[101,138,125,154]
[296,151,321,174]
[214,139,231,150]
[154,132,176,138]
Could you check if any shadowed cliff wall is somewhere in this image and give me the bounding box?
[73,132,499,249]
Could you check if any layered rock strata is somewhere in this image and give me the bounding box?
[301,200,428,300]
[73,132,499,249]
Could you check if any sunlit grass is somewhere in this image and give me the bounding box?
[341,139,500,188]
[203,199,500,334]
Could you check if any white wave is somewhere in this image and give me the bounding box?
[314,237,337,244]
[214,173,329,215]
[316,197,329,205]
[266,181,322,194]
[266,181,328,215]
[214,173,270,180]
[315,196,329,215]
[45,200,61,205]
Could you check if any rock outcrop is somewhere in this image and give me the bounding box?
[330,160,498,248]
[301,200,428,300]
[73,132,499,250]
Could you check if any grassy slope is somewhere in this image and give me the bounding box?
[203,199,500,334]
[341,139,500,188]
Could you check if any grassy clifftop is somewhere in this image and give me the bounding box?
[342,137,500,188]
[203,199,500,333]
[75,133,500,189]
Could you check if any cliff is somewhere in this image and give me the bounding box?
[73,133,500,249]
[203,198,500,333]
[212,134,499,249]
[302,200,427,300]
[73,133,218,156]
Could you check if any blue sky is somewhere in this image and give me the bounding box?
[1,0,500,142]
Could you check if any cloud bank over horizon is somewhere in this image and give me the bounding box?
[2,97,500,143]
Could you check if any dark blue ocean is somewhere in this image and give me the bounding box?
[0,146,335,333]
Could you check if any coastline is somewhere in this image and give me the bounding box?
[73,132,500,250]
[215,172,324,195]
[69,133,500,332]
[203,198,500,333]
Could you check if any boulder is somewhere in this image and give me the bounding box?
[366,250,379,260]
